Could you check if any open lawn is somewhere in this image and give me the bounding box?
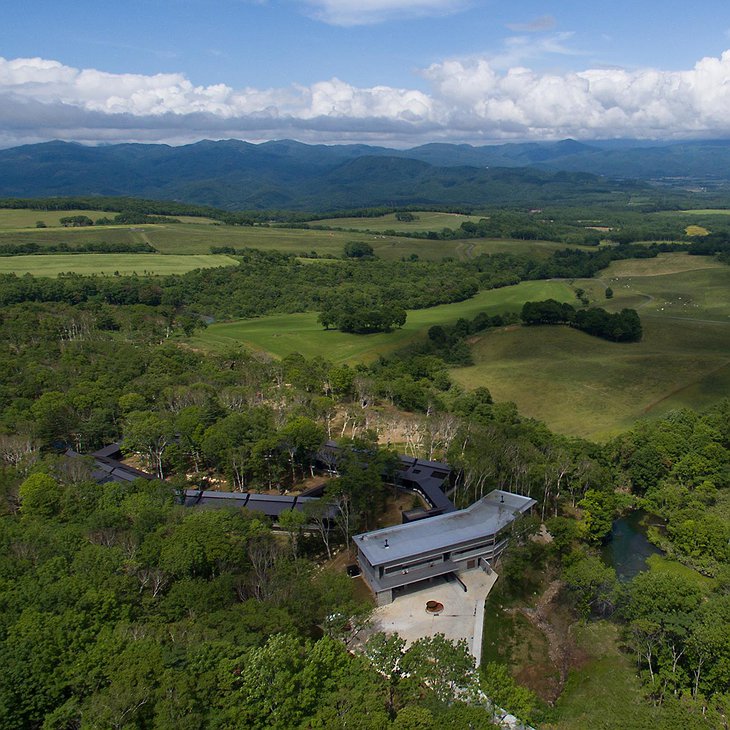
[189,280,577,363]
[309,211,485,232]
[0,253,238,277]
[452,254,730,440]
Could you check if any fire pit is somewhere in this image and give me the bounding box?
[425,600,444,614]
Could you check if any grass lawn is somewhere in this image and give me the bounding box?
[189,280,577,363]
[452,255,730,440]
[309,211,485,232]
[545,622,659,730]
[0,253,239,277]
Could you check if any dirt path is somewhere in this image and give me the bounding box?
[511,580,570,701]
[641,358,730,415]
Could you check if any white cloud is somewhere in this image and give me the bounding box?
[295,0,469,26]
[3,52,730,147]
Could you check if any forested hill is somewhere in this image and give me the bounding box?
[0,139,647,211]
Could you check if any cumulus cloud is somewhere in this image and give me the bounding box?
[3,52,730,147]
[296,0,469,26]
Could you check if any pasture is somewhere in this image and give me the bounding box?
[0,254,238,277]
[0,208,116,229]
[0,220,587,261]
[309,211,485,232]
[0,208,216,229]
[190,280,577,363]
[452,254,730,440]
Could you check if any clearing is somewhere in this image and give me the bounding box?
[189,280,577,363]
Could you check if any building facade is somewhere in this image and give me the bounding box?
[353,490,536,605]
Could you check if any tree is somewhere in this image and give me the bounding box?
[123,411,174,479]
[562,554,618,617]
[399,634,477,703]
[344,241,375,259]
[18,473,62,518]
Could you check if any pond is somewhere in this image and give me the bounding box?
[601,510,664,581]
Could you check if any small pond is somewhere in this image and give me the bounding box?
[601,510,664,581]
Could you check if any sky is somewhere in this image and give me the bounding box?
[2,0,730,148]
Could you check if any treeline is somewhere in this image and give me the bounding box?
[521,300,643,342]
[0,241,155,256]
[689,231,730,263]
[0,243,717,322]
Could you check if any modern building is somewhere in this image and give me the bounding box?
[353,489,536,605]
[65,443,155,484]
[182,488,333,521]
[317,440,456,516]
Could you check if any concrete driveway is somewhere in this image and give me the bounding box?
[365,568,498,664]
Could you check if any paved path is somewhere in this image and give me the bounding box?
[366,569,498,663]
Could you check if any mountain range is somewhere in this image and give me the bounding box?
[2,137,729,211]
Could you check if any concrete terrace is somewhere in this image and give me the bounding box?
[364,568,497,663]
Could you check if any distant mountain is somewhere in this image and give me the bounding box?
[4,136,727,211]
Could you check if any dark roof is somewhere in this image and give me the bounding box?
[183,489,335,519]
[318,440,456,513]
[91,443,124,460]
[65,446,154,484]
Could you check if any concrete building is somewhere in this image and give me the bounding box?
[353,490,536,605]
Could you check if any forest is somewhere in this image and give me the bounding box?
[0,197,728,729]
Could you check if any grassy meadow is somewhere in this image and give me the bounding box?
[0,254,238,277]
[0,218,589,261]
[0,208,215,229]
[189,280,577,363]
[452,253,730,440]
[309,211,484,232]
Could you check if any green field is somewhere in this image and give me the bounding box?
[0,208,215,229]
[0,253,238,277]
[0,208,121,230]
[0,220,589,261]
[310,211,485,232]
[677,208,730,215]
[452,254,730,440]
[190,280,577,363]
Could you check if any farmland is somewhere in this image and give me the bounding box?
[0,219,590,261]
[0,253,238,277]
[452,254,730,440]
[190,280,578,363]
[309,211,485,232]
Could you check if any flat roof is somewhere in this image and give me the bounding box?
[354,490,536,567]
[182,489,334,518]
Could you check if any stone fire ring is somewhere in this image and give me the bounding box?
[425,600,444,614]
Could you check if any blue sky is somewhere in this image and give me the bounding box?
[2,0,730,146]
